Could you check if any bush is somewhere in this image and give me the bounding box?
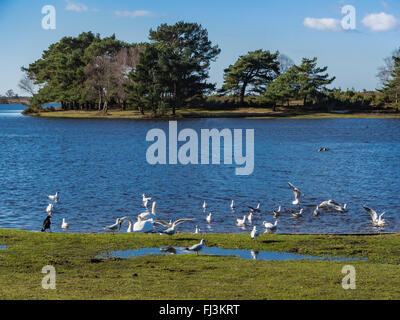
[21,105,42,115]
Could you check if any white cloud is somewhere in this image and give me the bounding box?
[361,12,398,31]
[65,1,98,13]
[303,17,342,32]
[114,10,155,18]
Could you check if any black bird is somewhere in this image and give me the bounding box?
[41,216,52,232]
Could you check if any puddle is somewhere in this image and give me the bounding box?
[97,246,361,262]
[0,245,7,250]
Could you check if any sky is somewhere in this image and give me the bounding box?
[0,0,399,95]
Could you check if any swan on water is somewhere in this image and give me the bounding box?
[263,220,278,234]
[119,217,154,233]
[138,202,157,221]
[154,219,193,236]
[48,192,59,202]
[363,206,386,227]
[186,239,206,255]
[288,182,301,206]
[61,218,69,229]
[206,213,212,224]
[251,226,259,240]
[104,218,121,234]
[236,216,246,227]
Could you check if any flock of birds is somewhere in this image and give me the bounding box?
[40,183,388,253]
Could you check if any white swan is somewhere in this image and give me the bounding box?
[263,220,278,233]
[104,218,121,234]
[48,192,59,201]
[120,216,154,233]
[138,202,157,221]
[288,182,301,205]
[61,218,69,229]
[363,206,386,227]
[236,216,246,227]
[251,226,259,240]
[154,219,193,236]
[186,239,206,255]
[206,213,212,224]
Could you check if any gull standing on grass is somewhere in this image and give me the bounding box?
[363,206,386,227]
[104,218,121,234]
[251,226,259,240]
[186,239,207,255]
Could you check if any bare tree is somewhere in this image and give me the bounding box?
[18,75,37,96]
[278,54,295,74]
[377,48,400,89]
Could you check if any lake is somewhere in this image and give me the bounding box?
[1,104,399,234]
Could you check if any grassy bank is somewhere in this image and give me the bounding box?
[25,108,400,120]
[1,229,400,300]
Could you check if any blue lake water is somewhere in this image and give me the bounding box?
[0,104,399,234]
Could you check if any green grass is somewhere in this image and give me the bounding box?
[1,229,400,299]
[26,108,400,120]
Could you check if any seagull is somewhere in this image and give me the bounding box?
[104,218,121,234]
[194,226,200,234]
[273,206,281,218]
[313,206,320,216]
[263,220,278,234]
[154,219,193,236]
[61,218,69,230]
[250,249,259,260]
[142,194,152,209]
[236,216,247,227]
[288,182,301,206]
[318,147,329,152]
[247,212,253,224]
[249,202,261,213]
[251,226,259,240]
[41,216,51,232]
[138,202,157,221]
[206,213,212,224]
[203,201,207,212]
[318,200,347,212]
[230,200,235,210]
[46,203,53,215]
[292,208,304,218]
[48,192,59,202]
[363,206,386,227]
[186,239,206,255]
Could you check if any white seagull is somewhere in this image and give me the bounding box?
[292,208,304,218]
[154,219,193,236]
[138,202,157,221]
[46,203,54,214]
[48,192,59,202]
[247,212,253,224]
[206,213,212,224]
[263,220,278,234]
[273,206,281,218]
[236,216,247,227]
[142,194,152,209]
[318,200,347,212]
[186,239,207,255]
[203,201,207,212]
[251,226,259,240]
[104,218,121,234]
[249,202,261,213]
[363,206,386,227]
[194,226,201,234]
[61,218,69,230]
[230,200,235,210]
[288,182,301,205]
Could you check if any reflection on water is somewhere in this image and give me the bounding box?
[97,246,362,262]
[0,104,399,234]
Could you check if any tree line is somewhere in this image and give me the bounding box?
[20,21,400,115]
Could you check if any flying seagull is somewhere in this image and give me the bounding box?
[154,219,193,236]
[363,206,386,227]
[288,182,302,206]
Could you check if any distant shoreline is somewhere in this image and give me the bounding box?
[23,108,400,120]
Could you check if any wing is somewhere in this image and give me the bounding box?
[363,206,377,220]
[288,182,296,191]
[153,220,170,227]
[173,219,193,227]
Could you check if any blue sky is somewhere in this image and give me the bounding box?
[0,0,399,95]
